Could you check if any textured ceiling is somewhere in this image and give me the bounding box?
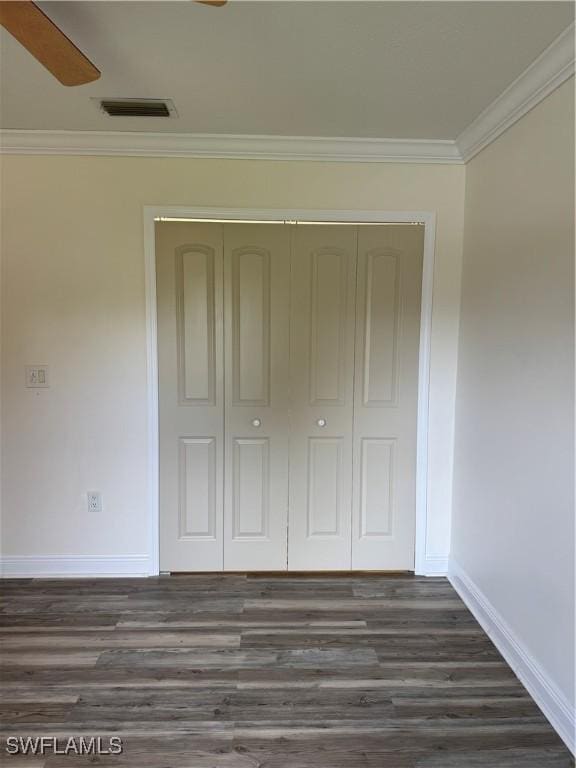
[0,1,573,138]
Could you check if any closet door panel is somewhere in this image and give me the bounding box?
[223,224,290,570]
[288,225,357,570]
[352,225,423,570]
[157,222,224,571]
[231,247,270,405]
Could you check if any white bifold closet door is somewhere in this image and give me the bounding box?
[157,221,423,573]
[157,222,225,571]
[157,222,290,573]
[351,225,424,571]
[222,224,290,570]
[288,225,357,569]
[287,224,423,571]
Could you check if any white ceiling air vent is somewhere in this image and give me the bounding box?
[94,98,178,118]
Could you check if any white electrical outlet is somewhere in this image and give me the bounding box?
[87,492,102,513]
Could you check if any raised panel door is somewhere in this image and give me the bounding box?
[352,225,423,570]
[223,224,290,570]
[288,224,357,570]
[157,222,224,571]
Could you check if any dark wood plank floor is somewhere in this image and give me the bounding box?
[0,574,573,767]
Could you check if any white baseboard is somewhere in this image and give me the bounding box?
[2,553,447,578]
[0,555,152,578]
[421,554,449,576]
[449,559,575,755]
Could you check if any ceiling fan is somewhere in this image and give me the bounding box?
[0,0,226,87]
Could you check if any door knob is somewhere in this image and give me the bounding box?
[316,418,327,427]
[251,418,262,428]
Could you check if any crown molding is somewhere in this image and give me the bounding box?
[457,23,575,162]
[0,130,462,163]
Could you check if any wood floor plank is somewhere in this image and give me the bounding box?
[415,747,576,767]
[0,630,241,650]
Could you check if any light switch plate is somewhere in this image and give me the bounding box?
[25,366,49,387]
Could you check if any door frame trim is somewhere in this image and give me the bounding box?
[143,206,436,576]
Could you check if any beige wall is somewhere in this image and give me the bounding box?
[0,157,465,568]
[452,78,575,711]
